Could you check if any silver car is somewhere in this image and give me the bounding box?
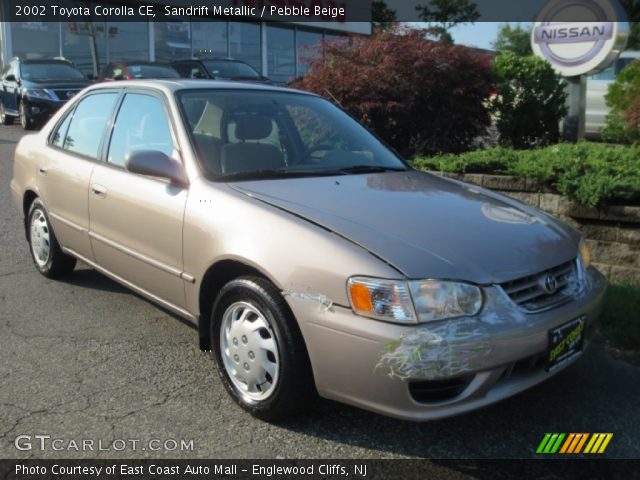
[10,80,606,421]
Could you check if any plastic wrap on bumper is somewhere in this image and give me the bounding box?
[287,267,606,421]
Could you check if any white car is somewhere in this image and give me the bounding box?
[585,50,640,138]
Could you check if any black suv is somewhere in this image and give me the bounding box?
[0,58,92,130]
[171,58,271,83]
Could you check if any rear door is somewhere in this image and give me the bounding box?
[88,90,188,310]
[38,91,120,259]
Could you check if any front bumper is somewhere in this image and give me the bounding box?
[22,96,67,124]
[288,267,606,421]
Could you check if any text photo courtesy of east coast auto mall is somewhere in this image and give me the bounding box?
[1,0,640,478]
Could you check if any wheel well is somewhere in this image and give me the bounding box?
[23,190,38,217]
[22,190,38,236]
[198,260,267,350]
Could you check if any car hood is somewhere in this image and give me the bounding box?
[22,79,91,89]
[229,170,580,284]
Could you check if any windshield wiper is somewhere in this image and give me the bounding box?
[217,169,340,182]
[337,165,407,175]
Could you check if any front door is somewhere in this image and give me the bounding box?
[88,91,188,309]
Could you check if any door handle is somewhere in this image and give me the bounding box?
[38,166,48,175]
[91,184,107,198]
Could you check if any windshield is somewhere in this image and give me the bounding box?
[21,63,85,81]
[178,89,408,180]
[127,64,180,79]
[202,60,261,79]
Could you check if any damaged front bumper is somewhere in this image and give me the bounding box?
[287,267,607,421]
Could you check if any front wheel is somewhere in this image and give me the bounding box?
[19,100,35,130]
[27,199,76,278]
[210,276,315,421]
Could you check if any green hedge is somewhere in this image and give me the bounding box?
[412,142,640,207]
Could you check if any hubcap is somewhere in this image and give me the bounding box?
[30,209,51,267]
[220,301,280,402]
[20,103,27,127]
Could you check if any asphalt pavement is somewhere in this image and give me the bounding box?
[1,125,639,466]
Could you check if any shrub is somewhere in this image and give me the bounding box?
[603,60,640,144]
[412,142,640,207]
[490,53,568,149]
[291,28,493,157]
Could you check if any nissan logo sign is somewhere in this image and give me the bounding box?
[532,0,629,77]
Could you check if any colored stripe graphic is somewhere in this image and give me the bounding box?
[537,433,613,454]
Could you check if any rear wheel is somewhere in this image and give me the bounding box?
[0,102,14,125]
[27,199,76,278]
[210,276,315,421]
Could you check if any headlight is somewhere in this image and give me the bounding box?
[347,277,483,324]
[579,239,591,269]
[409,280,483,322]
[25,89,52,100]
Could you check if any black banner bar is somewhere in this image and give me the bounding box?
[2,459,640,480]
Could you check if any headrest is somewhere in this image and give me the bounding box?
[234,114,272,141]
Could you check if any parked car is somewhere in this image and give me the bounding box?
[99,62,180,82]
[11,80,606,422]
[586,50,640,138]
[171,58,270,83]
[0,58,91,130]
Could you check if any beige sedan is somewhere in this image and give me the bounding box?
[11,80,606,421]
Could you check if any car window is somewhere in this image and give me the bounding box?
[107,93,174,167]
[51,112,73,148]
[203,60,260,79]
[58,93,118,158]
[20,63,85,81]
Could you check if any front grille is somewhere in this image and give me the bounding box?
[500,259,581,312]
[409,376,474,403]
[52,89,80,101]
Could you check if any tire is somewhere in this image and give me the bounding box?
[19,100,35,130]
[27,198,76,278]
[210,276,316,422]
[0,102,14,125]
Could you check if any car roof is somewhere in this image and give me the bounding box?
[17,58,73,65]
[82,78,315,96]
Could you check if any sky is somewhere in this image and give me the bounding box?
[405,22,534,51]
[452,22,504,50]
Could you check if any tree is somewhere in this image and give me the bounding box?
[415,0,479,42]
[292,28,493,157]
[491,53,568,149]
[619,0,640,49]
[372,0,396,32]
[492,23,533,56]
[603,60,640,144]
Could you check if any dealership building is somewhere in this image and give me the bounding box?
[0,1,371,83]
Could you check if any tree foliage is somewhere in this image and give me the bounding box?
[372,0,396,32]
[490,53,568,149]
[415,0,480,41]
[291,28,493,157]
[492,23,533,56]
[603,60,640,144]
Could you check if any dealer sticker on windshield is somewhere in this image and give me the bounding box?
[547,316,586,372]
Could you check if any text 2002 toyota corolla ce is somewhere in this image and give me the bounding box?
[11,80,606,421]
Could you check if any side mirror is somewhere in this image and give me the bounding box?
[125,150,188,186]
[86,73,96,80]
[5,74,17,83]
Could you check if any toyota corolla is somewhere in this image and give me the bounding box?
[10,80,606,421]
